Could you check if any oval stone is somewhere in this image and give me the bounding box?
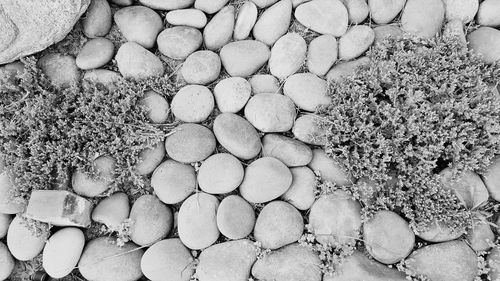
[249,74,280,94]
[38,53,80,87]
[443,0,478,23]
[244,93,297,133]
[234,1,258,40]
[368,0,406,24]
[138,0,194,10]
[307,35,338,77]
[43,227,85,278]
[213,113,262,160]
[477,0,500,26]
[164,123,216,163]
[488,246,500,280]
[83,0,112,38]
[165,9,208,29]
[373,24,404,44]
[0,171,25,214]
[343,0,369,24]
[416,218,466,243]
[203,6,235,51]
[135,141,165,175]
[0,242,14,281]
[262,134,313,167]
[7,216,49,261]
[213,77,251,113]
[92,192,130,230]
[240,157,293,203]
[181,51,221,85]
[198,153,244,194]
[284,73,330,111]
[157,26,203,60]
[83,69,122,90]
[76,38,114,70]
[116,42,164,79]
[401,0,445,38]
[72,155,116,197]
[114,6,163,48]
[220,40,270,77]
[171,85,214,123]
[269,33,307,79]
[309,148,352,186]
[151,160,196,204]
[326,56,370,82]
[195,0,230,14]
[141,239,195,281]
[139,90,170,124]
[178,193,220,250]
[253,0,292,45]
[252,0,279,8]
[468,27,500,64]
[295,0,348,36]
[0,214,12,239]
[217,195,256,239]
[129,195,172,246]
[467,219,495,252]
[339,25,375,60]
[282,166,316,210]
[292,114,328,146]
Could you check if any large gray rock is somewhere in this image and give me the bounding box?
[0,0,90,64]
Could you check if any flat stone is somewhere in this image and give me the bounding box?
[307,35,338,77]
[217,195,255,239]
[165,123,216,163]
[38,53,80,87]
[0,0,90,64]
[326,57,370,82]
[204,6,235,50]
[269,33,307,79]
[114,5,163,48]
[253,0,292,45]
[295,0,348,36]
[116,42,164,79]
[195,0,230,14]
[76,38,114,70]
[220,40,270,77]
[197,153,244,194]
[171,85,214,123]
[139,91,170,124]
[213,113,262,160]
[141,239,195,281]
[262,134,313,167]
[249,74,281,94]
[284,72,330,111]
[83,0,112,38]
[342,0,369,24]
[165,9,207,29]
[157,26,203,60]
[181,50,221,85]
[443,0,478,23]
[138,0,194,10]
[401,0,445,38]
[467,27,500,64]
[339,25,375,60]
[244,93,297,133]
[368,0,406,24]
[282,166,316,210]
[151,160,196,204]
[234,1,258,40]
[25,190,92,227]
[292,114,328,146]
[213,77,252,113]
[92,192,130,230]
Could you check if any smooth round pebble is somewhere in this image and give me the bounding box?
[477,0,499,26]
[76,38,114,70]
[307,35,338,77]
[116,42,164,79]
[92,192,130,230]
[262,134,313,167]
[0,242,14,281]
[343,0,369,23]
[72,155,116,197]
[373,24,404,44]
[234,1,258,40]
[83,69,122,90]
[309,148,352,186]
[165,9,207,29]
[254,201,304,249]
[198,153,244,194]
[139,91,170,124]
[269,33,307,79]
[203,6,235,50]
[363,210,415,264]
[157,26,203,60]
[7,216,49,261]
[401,0,445,38]
[368,0,406,24]
[83,0,112,38]
[326,56,370,82]
[295,0,348,36]
[171,85,214,123]
[151,160,196,204]
[439,168,488,209]
[0,214,12,239]
[114,6,163,48]
[284,73,330,112]
[292,114,327,146]
[178,193,220,250]
[417,218,466,243]
[38,53,80,87]
[195,0,229,14]
[213,77,251,113]
[165,123,216,163]
[253,0,292,45]
[138,0,194,10]
[196,239,257,281]
[213,113,262,160]
[129,195,172,246]
[468,27,500,64]
[444,20,467,45]
[220,40,270,77]
[282,166,316,210]
[240,157,293,203]
[217,195,256,239]
[112,0,134,5]
[141,239,195,281]
[43,228,85,278]
[0,170,25,214]
[467,219,495,252]
[249,74,280,94]
[488,247,500,280]
[244,93,296,133]
[78,237,144,281]
[339,25,375,60]
[181,51,221,85]
[443,0,478,23]
[251,0,279,8]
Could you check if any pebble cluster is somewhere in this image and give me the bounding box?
[2,0,500,281]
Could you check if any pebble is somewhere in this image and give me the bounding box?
[478,0,500,27]
[164,123,216,163]
[295,0,348,36]
[138,0,194,10]
[198,153,244,194]
[78,237,144,281]
[251,0,279,8]
[481,156,500,200]
[166,9,208,29]
[72,155,115,197]
[282,166,316,210]
[252,243,322,281]
[240,157,293,203]
[368,0,406,24]
[309,190,362,245]
[83,0,112,38]
[116,42,164,79]
[217,195,256,239]
[307,35,338,77]
[171,85,214,123]
[0,242,14,281]
[324,251,407,281]
[141,239,195,281]
[204,6,235,50]
[373,24,404,44]
[244,93,296,133]
[157,27,202,60]
[0,171,25,214]
[220,40,270,77]
[114,6,163,48]
[249,74,281,94]
[43,227,85,278]
[0,214,12,239]
[76,38,114,70]
[92,192,130,230]
[129,195,172,246]
[443,0,478,23]
[253,0,293,45]
[262,134,313,167]
[406,240,478,281]
[326,56,370,82]
[136,142,165,175]
[195,0,230,14]
[213,113,262,160]
[309,149,352,185]
[488,247,500,280]
[7,216,49,261]
[292,0,311,7]
[178,193,220,250]
[443,20,467,45]
[234,1,258,40]
[269,33,307,79]
[213,77,252,113]
[83,69,122,90]
[467,219,494,252]
[417,218,466,243]
[292,114,328,146]
[111,0,133,5]
[284,73,330,111]
[468,27,500,63]
[138,90,170,124]
[197,239,257,281]
[401,0,445,38]
[0,62,24,92]
[181,51,221,85]
[151,160,196,204]
[339,25,375,60]
[254,201,304,249]
[342,0,369,24]
[439,168,488,209]
[363,210,415,264]
[38,53,80,87]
